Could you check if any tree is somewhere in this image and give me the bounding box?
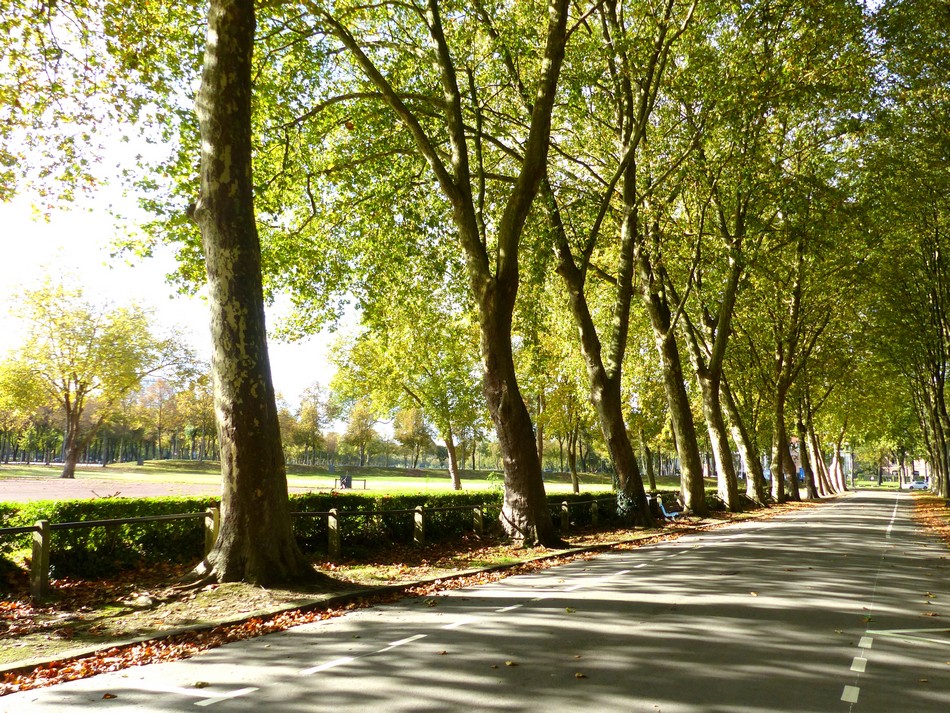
[296,382,334,466]
[187,0,317,585]
[394,408,434,469]
[343,399,378,467]
[292,0,571,544]
[535,0,698,522]
[5,282,179,478]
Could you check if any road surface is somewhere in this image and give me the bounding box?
[4,491,948,712]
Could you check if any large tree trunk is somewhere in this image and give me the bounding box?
[551,202,652,525]
[683,330,740,512]
[644,308,707,516]
[700,377,741,511]
[567,423,580,494]
[771,387,797,503]
[60,411,81,479]
[479,291,558,545]
[190,0,317,586]
[796,412,819,499]
[639,426,657,493]
[444,427,462,491]
[722,378,768,504]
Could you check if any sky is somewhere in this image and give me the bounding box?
[0,197,336,408]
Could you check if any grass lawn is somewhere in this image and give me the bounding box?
[0,460,671,495]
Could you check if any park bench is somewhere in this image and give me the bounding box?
[334,476,367,490]
[657,497,683,521]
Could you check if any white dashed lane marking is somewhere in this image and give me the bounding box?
[841,685,860,704]
[299,656,356,676]
[195,687,259,707]
[442,616,480,630]
[563,570,630,591]
[496,604,522,613]
[850,657,867,673]
[139,683,259,706]
[859,636,873,649]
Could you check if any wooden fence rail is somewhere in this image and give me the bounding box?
[2,497,616,601]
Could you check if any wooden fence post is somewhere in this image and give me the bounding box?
[328,508,341,560]
[30,520,50,601]
[414,506,425,545]
[591,500,599,527]
[561,501,570,533]
[204,507,220,555]
[473,506,484,535]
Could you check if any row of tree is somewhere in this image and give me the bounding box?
[2,0,946,582]
[0,286,616,476]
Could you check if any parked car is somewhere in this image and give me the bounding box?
[908,478,929,491]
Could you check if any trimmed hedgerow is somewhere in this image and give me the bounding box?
[289,491,505,557]
[0,490,627,575]
[0,497,217,576]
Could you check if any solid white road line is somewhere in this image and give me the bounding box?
[387,634,427,648]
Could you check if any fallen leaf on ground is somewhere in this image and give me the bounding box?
[505,660,517,667]
[575,672,587,679]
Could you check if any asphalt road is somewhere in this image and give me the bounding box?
[4,491,949,712]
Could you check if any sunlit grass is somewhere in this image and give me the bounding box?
[0,460,624,494]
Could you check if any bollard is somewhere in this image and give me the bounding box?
[30,520,50,601]
[414,505,425,545]
[561,501,570,533]
[473,506,484,535]
[328,508,341,560]
[591,500,599,527]
[204,507,220,555]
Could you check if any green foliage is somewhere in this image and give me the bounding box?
[0,489,640,571]
[0,496,217,576]
[289,491,503,556]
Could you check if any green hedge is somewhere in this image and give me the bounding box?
[291,491,505,557]
[0,490,630,577]
[0,497,218,576]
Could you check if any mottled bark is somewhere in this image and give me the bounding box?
[722,378,768,504]
[639,280,707,515]
[444,427,462,491]
[567,423,580,494]
[639,426,657,493]
[549,183,652,524]
[770,394,790,503]
[479,287,558,544]
[682,324,740,511]
[796,412,819,499]
[191,0,317,585]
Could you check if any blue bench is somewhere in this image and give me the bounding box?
[657,498,683,521]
